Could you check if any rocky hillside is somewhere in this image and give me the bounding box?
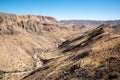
[23,24,120,80]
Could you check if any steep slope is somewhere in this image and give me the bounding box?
[23,24,120,80]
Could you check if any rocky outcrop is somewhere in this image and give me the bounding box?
[0,13,59,35]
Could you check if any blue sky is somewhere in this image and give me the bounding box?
[0,0,120,20]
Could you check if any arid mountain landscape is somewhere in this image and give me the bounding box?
[0,12,120,80]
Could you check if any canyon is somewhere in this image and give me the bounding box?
[0,12,120,80]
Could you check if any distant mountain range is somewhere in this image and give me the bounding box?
[60,20,120,27]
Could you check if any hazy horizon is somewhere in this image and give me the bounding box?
[0,0,120,20]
